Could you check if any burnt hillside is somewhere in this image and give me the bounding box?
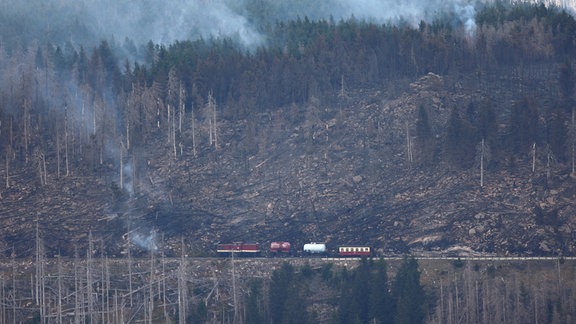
[0,3,576,258]
[2,69,575,259]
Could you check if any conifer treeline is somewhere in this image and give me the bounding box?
[0,2,575,180]
[261,257,424,324]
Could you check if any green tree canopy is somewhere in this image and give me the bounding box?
[392,257,426,324]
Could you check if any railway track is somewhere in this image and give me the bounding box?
[320,255,574,261]
[128,255,575,263]
[1,255,572,268]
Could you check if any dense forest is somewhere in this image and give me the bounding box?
[1,2,575,186]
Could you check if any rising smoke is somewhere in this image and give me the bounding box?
[2,0,574,51]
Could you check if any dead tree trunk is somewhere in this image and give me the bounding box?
[178,237,188,324]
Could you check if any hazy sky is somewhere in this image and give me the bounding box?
[1,0,573,50]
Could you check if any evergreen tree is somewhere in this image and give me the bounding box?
[349,258,371,323]
[546,108,568,162]
[476,99,498,144]
[559,61,575,108]
[269,262,293,323]
[444,107,476,168]
[338,258,395,324]
[245,279,264,324]
[392,257,425,324]
[370,260,393,324]
[415,105,435,164]
[508,97,540,155]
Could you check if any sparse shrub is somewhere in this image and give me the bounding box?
[486,264,496,278]
[453,258,464,268]
[301,263,313,278]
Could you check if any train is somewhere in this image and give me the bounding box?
[216,242,372,258]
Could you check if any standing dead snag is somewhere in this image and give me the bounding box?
[191,102,197,157]
[571,106,575,175]
[476,139,490,188]
[34,220,46,322]
[205,91,218,149]
[532,142,537,174]
[480,139,485,187]
[4,147,9,188]
[406,121,413,164]
[178,237,188,323]
[120,140,125,190]
[64,103,70,176]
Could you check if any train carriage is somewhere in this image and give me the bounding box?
[270,241,292,255]
[338,246,371,257]
[303,243,327,255]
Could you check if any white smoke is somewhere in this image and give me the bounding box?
[123,162,134,197]
[3,0,575,50]
[332,0,479,36]
[70,0,265,48]
[455,1,478,35]
[130,229,158,252]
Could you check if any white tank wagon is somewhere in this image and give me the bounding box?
[303,243,327,254]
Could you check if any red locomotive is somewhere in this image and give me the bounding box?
[216,242,260,256]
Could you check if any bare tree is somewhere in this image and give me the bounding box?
[34,221,46,322]
[57,254,63,324]
[0,274,5,324]
[191,102,197,157]
[11,247,17,324]
[571,106,575,175]
[119,140,126,190]
[87,232,95,323]
[406,121,413,164]
[546,145,554,185]
[205,92,218,149]
[22,99,31,161]
[126,222,134,308]
[532,142,537,174]
[171,103,177,157]
[4,144,12,188]
[148,246,155,324]
[476,139,491,188]
[179,82,185,134]
[33,147,47,185]
[178,237,188,323]
[74,247,82,324]
[64,104,70,176]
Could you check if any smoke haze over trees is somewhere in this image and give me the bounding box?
[1,0,575,50]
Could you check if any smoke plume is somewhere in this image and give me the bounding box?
[2,0,574,50]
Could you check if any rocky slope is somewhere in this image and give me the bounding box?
[1,70,575,258]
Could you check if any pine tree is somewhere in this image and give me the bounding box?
[370,260,393,324]
[348,258,371,323]
[269,262,294,323]
[444,107,476,168]
[245,279,264,324]
[338,258,395,324]
[392,257,425,324]
[415,105,435,164]
[508,97,540,155]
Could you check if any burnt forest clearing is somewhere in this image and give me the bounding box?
[1,0,576,322]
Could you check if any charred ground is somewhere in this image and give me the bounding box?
[1,68,575,259]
